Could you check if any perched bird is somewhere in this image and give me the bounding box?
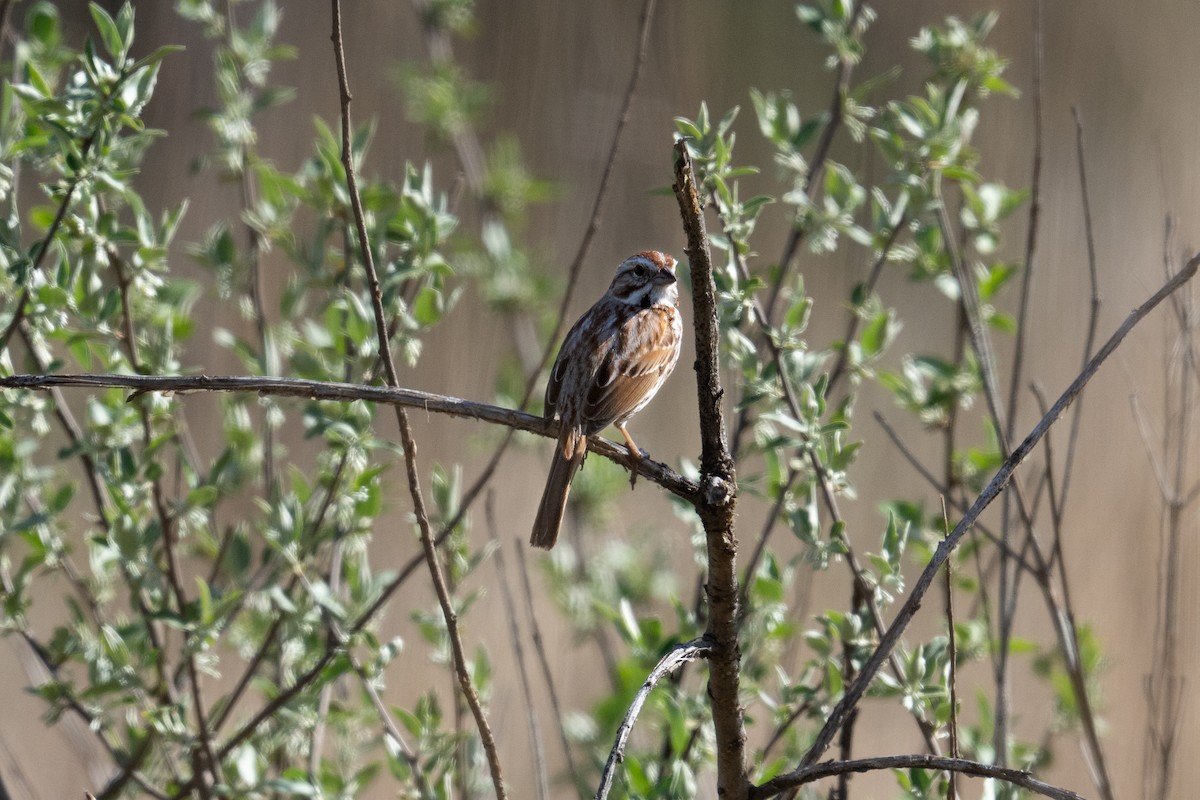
[531,251,682,549]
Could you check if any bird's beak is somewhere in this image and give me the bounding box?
[655,269,677,285]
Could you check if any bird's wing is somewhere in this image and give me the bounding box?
[583,307,680,433]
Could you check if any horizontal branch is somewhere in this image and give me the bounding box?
[750,754,1084,800]
[0,372,699,502]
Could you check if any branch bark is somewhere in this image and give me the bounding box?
[672,139,748,800]
[594,638,712,800]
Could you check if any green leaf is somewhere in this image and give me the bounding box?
[412,285,442,326]
[89,3,124,61]
[133,44,184,72]
[195,576,213,624]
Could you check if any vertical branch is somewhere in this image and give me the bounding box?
[1138,219,1192,800]
[942,499,960,800]
[223,0,278,500]
[329,4,507,799]
[110,247,217,791]
[1057,106,1103,513]
[672,140,748,800]
[488,497,549,800]
[1006,0,1045,437]
[998,0,1043,759]
[513,536,586,792]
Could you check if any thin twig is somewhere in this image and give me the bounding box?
[513,536,585,793]
[713,187,942,755]
[737,466,799,615]
[16,323,112,534]
[759,694,816,765]
[935,177,1007,442]
[488,496,549,800]
[1138,226,1193,798]
[784,252,1199,775]
[1006,0,1045,442]
[346,651,437,800]
[0,131,98,351]
[111,243,221,796]
[594,638,712,800]
[941,498,959,800]
[1058,105,1103,516]
[997,1,1043,755]
[825,212,909,394]
[750,754,1084,800]
[331,3,506,797]
[763,3,867,325]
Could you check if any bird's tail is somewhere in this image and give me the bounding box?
[530,426,587,549]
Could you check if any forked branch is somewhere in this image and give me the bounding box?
[594,638,712,800]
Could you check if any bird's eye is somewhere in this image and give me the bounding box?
[633,264,647,278]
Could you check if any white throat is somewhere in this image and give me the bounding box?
[645,281,678,308]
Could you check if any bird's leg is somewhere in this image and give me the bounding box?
[617,423,643,488]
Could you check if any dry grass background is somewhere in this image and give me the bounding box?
[2,1,1199,797]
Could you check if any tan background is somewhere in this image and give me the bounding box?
[2,1,1198,798]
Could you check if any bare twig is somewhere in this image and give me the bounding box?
[1139,219,1193,800]
[331,3,507,798]
[594,638,712,800]
[872,411,1035,573]
[784,252,1199,775]
[942,498,959,800]
[513,537,585,793]
[1059,105,1103,515]
[997,1,1043,755]
[1006,0,1045,440]
[750,754,1084,800]
[489,497,549,800]
[672,139,748,800]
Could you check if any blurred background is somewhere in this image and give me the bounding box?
[2,1,1199,798]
